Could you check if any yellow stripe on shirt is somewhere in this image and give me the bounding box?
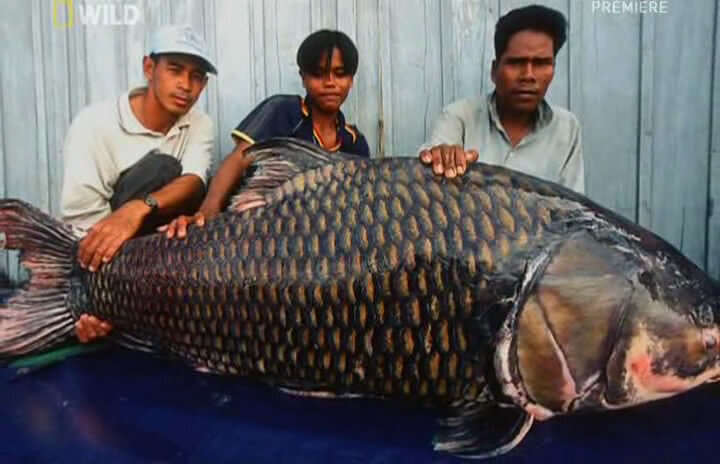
[231,129,256,145]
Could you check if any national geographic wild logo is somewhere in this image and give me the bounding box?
[52,0,142,29]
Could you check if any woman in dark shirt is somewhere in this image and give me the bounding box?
[163,29,369,238]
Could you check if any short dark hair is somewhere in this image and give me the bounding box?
[296,29,359,76]
[494,5,567,59]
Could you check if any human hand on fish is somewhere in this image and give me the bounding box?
[78,199,148,271]
[75,314,112,343]
[419,144,478,178]
[158,210,207,239]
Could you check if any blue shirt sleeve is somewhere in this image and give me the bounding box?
[232,95,302,144]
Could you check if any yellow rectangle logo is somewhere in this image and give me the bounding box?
[52,0,74,29]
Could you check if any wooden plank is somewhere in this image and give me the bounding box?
[572,3,640,221]
[0,0,716,280]
[262,0,311,96]
[335,0,356,37]
[382,0,443,157]
[541,0,569,108]
[214,0,256,158]
[170,0,205,30]
[43,15,72,217]
[335,0,358,126]
[376,0,395,158]
[637,13,655,227]
[0,2,40,280]
[31,0,51,212]
[706,0,720,278]
[143,0,172,27]
[250,0,268,104]
[646,2,715,267]
[123,0,147,91]
[0,3,39,193]
[377,0,393,157]
[82,2,128,103]
[311,0,337,30]
[202,0,221,165]
[439,0,497,107]
[66,0,89,116]
[566,0,581,116]
[346,0,382,157]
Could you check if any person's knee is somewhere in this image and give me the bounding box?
[110,150,182,211]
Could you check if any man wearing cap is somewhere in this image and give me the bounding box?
[61,25,217,342]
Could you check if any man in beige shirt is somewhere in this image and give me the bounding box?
[420,5,584,193]
[61,25,216,341]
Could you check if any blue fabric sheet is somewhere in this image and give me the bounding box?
[0,347,717,463]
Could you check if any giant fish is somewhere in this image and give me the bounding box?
[0,138,719,458]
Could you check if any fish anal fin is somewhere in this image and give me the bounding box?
[276,382,363,400]
[109,331,157,353]
[433,405,533,459]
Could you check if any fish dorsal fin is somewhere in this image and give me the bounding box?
[228,137,362,213]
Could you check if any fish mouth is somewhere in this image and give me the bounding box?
[602,313,720,408]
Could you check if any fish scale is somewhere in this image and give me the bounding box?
[86,155,563,407]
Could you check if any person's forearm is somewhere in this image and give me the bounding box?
[199,145,251,214]
[151,174,206,216]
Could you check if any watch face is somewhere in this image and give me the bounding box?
[144,194,158,209]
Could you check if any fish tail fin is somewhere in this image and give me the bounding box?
[0,199,79,357]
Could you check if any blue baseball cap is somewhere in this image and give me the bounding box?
[148,25,217,74]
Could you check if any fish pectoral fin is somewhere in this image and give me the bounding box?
[433,404,533,459]
[228,137,359,213]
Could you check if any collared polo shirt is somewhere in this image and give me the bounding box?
[421,92,585,193]
[231,94,370,157]
[61,86,214,230]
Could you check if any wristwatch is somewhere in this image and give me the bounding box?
[143,193,159,213]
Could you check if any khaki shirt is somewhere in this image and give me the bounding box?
[61,87,214,230]
[422,92,585,193]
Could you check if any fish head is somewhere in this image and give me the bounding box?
[494,230,720,420]
[600,266,720,410]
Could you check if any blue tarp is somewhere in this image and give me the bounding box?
[0,346,717,463]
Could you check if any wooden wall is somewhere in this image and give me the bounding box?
[1,0,719,278]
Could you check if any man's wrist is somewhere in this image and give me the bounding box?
[199,205,220,217]
[198,198,221,216]
[124,198,153,218]
[142,193,159,214]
